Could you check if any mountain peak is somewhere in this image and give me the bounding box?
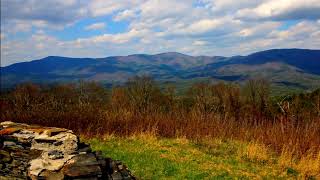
[155,52,190,57]
[43,56,64,59]
[2,49,320,90]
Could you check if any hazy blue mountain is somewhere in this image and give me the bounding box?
[1,49,320,91]
[196,49,320,75]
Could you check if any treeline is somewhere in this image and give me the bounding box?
[0,76,319,156]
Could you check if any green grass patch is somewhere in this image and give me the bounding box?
[87,135,296,179]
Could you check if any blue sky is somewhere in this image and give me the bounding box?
[1,0,320,66]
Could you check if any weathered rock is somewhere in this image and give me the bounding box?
[0,121,136,180]
[62,154,102,178]
[48,150,64,160]
[0,149,11,162]
[29,152,75,176]
[39,170,65,180]
[32,129,78,153]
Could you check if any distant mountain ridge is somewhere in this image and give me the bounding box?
[1,49,320,91]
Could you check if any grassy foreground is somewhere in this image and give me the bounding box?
[87,134,320,179]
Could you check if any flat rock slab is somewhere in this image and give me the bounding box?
[0,121,135,180]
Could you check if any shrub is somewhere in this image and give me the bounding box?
[1,76,319,158]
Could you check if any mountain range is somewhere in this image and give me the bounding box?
[1,48,320,92]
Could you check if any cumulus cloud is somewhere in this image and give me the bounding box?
[139,0,191,20]
[269,21,320,41]
[85,22,106,30]
[201,0,261,15]
[77,28,149,44]
[1,0,320,66]
[193,40,208,46]
[113,10,137,21]
[236,0,320,20]
[11,21,33,33]
[1,0,86,25]
[237,22,281,37]
[88,0,143,17]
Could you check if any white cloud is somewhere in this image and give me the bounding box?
[85,22,106,30]
[1,0,320,66]
[15,23,32,32]
[114,9,137,21]
[139,0,191,20]
[202,0,261,15]
[237,22,281,37]
[268,21,320,40]
[1,0,86,24]
[88,0,143,17]
[80,28,149,44]
[183,19,223,34]
[0,33,5,39]
[236,0,320,20]
[193,40,208,46]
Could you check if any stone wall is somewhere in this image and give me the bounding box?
[0,121,135,180]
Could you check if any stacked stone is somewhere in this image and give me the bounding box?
[0,121,135,180]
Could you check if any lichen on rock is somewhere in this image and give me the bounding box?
[0,121,135,180]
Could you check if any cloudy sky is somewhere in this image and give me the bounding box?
[1,0,320,66]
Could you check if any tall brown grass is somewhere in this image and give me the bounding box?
[1,76,319,158]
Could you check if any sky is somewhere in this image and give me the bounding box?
[1,0,320,66]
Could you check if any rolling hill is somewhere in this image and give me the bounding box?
[1,49,320,92]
